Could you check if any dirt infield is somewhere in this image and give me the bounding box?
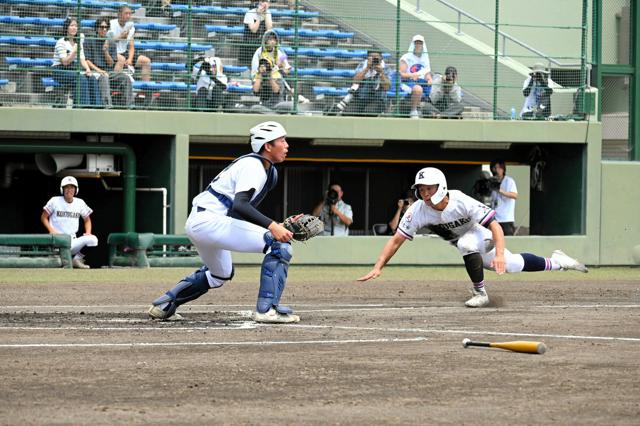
[1,267,639,425]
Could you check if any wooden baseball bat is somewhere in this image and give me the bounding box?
[462,338,547,354]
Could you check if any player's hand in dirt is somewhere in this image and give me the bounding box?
[357,268,381,282]
[491,254,506,275]
[268,221,293,242]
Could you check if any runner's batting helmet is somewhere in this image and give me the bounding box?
[411,167,447,204]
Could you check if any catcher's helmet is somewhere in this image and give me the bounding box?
[250,121,287,153]
[60,175,79,195]
[411,167,447,204]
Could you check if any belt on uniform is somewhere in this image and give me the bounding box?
[207,186,233,210]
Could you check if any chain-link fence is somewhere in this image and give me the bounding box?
[0,0,589,119]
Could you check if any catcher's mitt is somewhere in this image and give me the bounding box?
[283,214,324,241]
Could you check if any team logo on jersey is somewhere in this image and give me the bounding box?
[409,64,424,74]
[404,212,413,223]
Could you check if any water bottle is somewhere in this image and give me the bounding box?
[510,107,517,120]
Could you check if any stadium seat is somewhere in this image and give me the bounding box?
[6,57,54,67]
[0,79,8,86]
[0,0,141,9]
[170,5,318,18]
[134,41,212,52]
[0,36,56,46]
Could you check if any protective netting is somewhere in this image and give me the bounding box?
[0,0,589,119]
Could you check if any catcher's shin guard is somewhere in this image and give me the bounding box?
[256,232,293,314]
[151,266,211,318]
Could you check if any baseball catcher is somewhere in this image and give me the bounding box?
[283,214,324,242]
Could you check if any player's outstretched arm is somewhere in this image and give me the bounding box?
[357,233,406,282]
[488,220,506,274]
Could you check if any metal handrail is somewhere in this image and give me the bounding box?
[415,0,581,67]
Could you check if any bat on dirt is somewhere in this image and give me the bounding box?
[462,338,547,354]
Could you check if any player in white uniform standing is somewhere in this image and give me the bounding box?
[358,167,588,307]
[41,176,98,269]
[148,121,301,323]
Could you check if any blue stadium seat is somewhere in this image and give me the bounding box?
[282,47,391,59]
[293,68,355,78]
[0,36,56,46]
[135,22,177,31]
[0,0,141,9]
[226,84,252,94]
[171,5,318,18]
[6,57,54,66]
[204,25,243,34]
[134,41,212,51]
[0,79,8,86]
[41,77,59,88]
[152,62,186,71]
[222,65,248,74]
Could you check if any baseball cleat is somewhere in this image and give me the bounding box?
[72,258,90,269]
[253,308,300,324]
[465,288,490,308]
[551,250,588,273]
[148,305,184,321]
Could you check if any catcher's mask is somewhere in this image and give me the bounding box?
[60,175,79,195]
[250,121,287,153]
[411,167,447,204]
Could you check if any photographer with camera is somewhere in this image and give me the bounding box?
[387,189,418,235]
[332,49,390,116]
[192,55,228,111]
[250,30,294,113]
[521,63,554,119]
[312,183,353,236]
[424,66,463,119]
[489,159,518,236]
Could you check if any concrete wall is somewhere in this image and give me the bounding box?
[600,161,640,265]
[403,0,590,66]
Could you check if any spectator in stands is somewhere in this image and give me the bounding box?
[399,34,432,119]
[241,1,273,68]
[312,183,353,236]
[192,55,228,110]
[51,17,94,107]
[108,5,152,82]
[250,30,293,113]
[423,66,463,118]
[84,18,134,108]
[521,63,553,119]
[41,176,98,269]
[336,49,390,116]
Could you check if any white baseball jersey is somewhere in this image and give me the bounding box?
[191,156,270,215]
[186,154,277,286]
[398,190,495,243]
[43,196,93,236]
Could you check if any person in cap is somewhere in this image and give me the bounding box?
[521,62,554,119]
[41,176,98,269]
[399,34,432,119]
[424,66,463,118]
[358,167,588,308]
[148,121,302,323]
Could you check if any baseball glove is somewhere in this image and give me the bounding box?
[283,214,324,241]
